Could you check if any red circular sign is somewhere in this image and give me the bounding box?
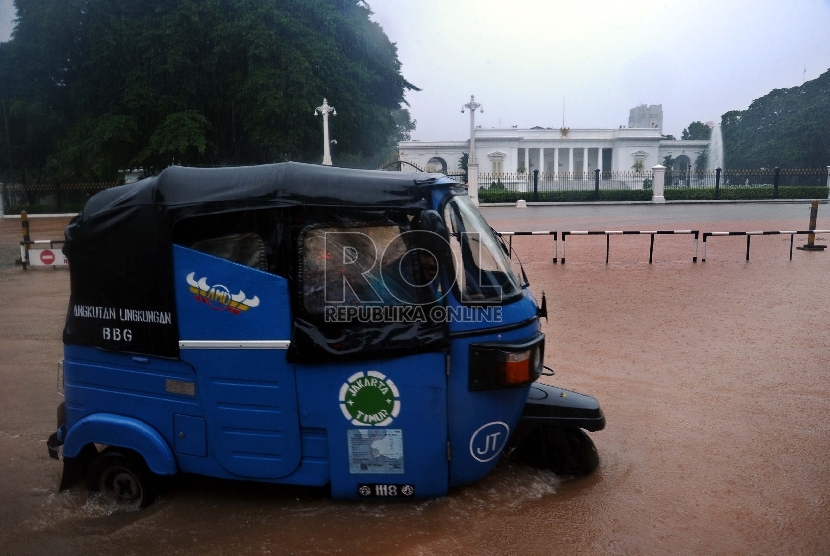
[40,249,55,265]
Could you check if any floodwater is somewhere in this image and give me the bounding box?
[1,202,828,555]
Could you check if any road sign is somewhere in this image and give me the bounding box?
[29,249,68,266]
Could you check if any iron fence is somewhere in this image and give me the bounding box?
[7,166,824,213]
[663,167,829,200]
[478,171,654,202]
[1,182,118,214]
[665,168,829,189]
[475,167,828,202]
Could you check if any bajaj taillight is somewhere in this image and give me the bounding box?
[468,334,544,391]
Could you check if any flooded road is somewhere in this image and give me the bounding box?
[1,203,828,555]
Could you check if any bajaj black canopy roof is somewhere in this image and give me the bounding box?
[76,162,457,219]
[63,163,461,358]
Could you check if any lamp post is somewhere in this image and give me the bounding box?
[314,98,336,166]
[461,95,483,204]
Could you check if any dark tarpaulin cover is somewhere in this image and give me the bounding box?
[63,162,459,360]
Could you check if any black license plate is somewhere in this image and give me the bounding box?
[357,483,415,498]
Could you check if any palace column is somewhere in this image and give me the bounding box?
[524,148,529,173]
[583,147,589,173]
[568,148,573,173]
[539,147,545,172]
[553,148,559,176]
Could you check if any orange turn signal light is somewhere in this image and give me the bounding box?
[469,334,544,391]
[498,350,533,386]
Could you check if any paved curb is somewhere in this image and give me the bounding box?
[481,199,829,208]
[1,213,78,218]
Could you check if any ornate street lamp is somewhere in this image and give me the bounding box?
[461,95,483,164]
[314,98,336,166]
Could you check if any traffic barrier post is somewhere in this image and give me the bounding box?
[20,210,30,270]
[796,200,826,251]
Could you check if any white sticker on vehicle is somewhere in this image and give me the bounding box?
[469,421,510,462]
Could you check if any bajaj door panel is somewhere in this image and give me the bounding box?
[173,245,302,479]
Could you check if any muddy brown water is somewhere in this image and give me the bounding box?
[1,204,828,555]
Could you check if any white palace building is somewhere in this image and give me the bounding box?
[398,103,710,179]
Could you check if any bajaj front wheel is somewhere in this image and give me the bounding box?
[515,427,599,477]
[87,448,158,508]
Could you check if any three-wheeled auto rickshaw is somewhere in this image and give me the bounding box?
[47,162,605,506]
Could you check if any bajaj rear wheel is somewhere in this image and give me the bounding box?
[87,448,158,508]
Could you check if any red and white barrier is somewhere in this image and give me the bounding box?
[20,240,68,268]
[702,230,830,261]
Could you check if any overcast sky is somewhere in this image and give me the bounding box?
[368,0,830,140]
[0,0,12,44]
[2,0,829,141]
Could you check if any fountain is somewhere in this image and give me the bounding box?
[707,122,724,171]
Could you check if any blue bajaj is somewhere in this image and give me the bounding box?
[47,163,605,507]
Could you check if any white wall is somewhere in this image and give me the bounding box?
[400,132,710,175]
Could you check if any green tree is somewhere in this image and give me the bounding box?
[393,107,416,143]
[139,111,212,166]
[661,154,676,185]
[681,121,712,140]
[457,152,468,182]
[721,68,830,168]
[0,0,418,182]
[48,114,137,183]
[694,149,708,174]
[3,100,62,184]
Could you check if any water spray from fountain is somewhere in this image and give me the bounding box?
[707,122,724,172]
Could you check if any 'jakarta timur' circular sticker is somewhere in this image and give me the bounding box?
[339,371,401,426]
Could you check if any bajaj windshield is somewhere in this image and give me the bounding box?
[443,196,521,304]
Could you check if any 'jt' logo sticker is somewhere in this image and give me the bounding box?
[469,421,510,462]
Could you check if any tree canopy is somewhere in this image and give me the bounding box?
[721,68,830,168]
[681,121,711,141]
[0,0,418,183]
